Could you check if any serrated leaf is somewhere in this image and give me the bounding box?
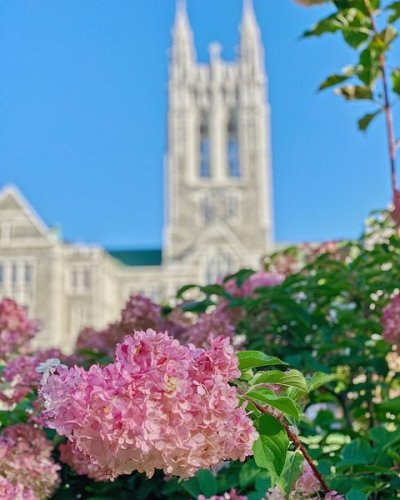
[278,452,303,495]
[238,351,287,371]
[251,369,308,393]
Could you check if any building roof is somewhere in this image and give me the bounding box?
[108,249,162,267]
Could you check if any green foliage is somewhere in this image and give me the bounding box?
[304,0,400,133]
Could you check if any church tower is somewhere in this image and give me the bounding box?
[164,0,273,283]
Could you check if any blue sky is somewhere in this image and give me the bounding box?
[0,0,394,248]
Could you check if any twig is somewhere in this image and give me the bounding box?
[250,400,330,493]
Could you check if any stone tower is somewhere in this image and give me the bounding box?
[164,0,274,283]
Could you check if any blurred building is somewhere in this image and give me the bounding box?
[0,0,273,350]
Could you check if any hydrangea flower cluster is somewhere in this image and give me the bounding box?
[293,462,320,497]
[198,489,247,500]
[382,294,400,347]
[223,271,284,297]
[0,424,60,499]
[0,476,36,500]
[40,330,257,480]
[59,442,106,480]
[0,298,40,360]
[183,309,235,349]
[0,349,64,406]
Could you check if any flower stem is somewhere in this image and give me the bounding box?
[251,400,330,493]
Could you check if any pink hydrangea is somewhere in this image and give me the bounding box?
[120,294,161,331]
[0,476,36,500]
[75,295,162,359]
[0,298,40,360]
[294,462,320,496]
[265,488,285,500]
[40,330,257,480]
[382,295,400,347]
[324,492,344,500]
[59,442,106,480]
[0,424,60,499]
[223,271,284,298]
[198,489,247,500]
[183,309,235,349]
[0,349,64,406]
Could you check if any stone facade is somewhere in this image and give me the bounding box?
[0,0,273,351]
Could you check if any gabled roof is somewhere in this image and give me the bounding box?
[0,184,49,237]
[108,249,162,267]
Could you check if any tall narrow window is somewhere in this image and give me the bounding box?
[24,264,32,284]
[227,112,240,177]
[11,263,18,286]
[199,114,210,177]
[0,264,3,287]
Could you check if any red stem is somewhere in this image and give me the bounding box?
[251,400,330,493]
[364,0,398,199]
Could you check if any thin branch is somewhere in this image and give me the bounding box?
[363,0,398,198]
[250,399,330,493]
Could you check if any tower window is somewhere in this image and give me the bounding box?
[199,116,210,177]
[200,196,215,225]
[227,113,240,177]
[24,264,32,284]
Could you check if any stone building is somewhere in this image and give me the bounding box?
[0,0,273,350]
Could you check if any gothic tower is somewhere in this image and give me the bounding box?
[164,0,273,283]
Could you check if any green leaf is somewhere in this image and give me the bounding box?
[335,85,373,100]
[319,73,350,91]
[278,452,303,495]
[176,284,198,299]
[358,109,381,131]
[346,490,368,500]
[337,439,375,467]
[307,372,339,392]
[247,388,302,420]
[251,369,308,393]
[253,415,289,480]
[392,68,400,95]
[197,470,218,498]
[387,1,400,23]
[238,351,287,371]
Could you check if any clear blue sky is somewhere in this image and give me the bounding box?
[0,0,394,248]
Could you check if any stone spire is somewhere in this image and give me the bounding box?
[171,0,195,73]
[240,0,264,79]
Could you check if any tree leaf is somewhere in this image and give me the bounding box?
[247,388,302,420]
[392,68,400,95]
[251,369,308,393]
[278,452,304,495]
[346,490,368,500]
[197,470,218,498]
[238,351,287,371]
[319,73,350,91]
[253,414,289,480]
[335,85,373,100]
[387,1,400,23]
[358,109,381,131]
[337,439,375,467]
[307,372,339,392]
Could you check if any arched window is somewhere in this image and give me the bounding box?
[227,112,240,177]
[199,114,210,177]
[205,251,235,284]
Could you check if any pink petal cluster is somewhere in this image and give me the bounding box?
[75,295,163,359]
[382,294,400,347]
[40,330,257,480]
[198,489,247,500]
[0,424,60,499]
[0,298,40,360]
[59,442,106,480]
[0,476,36,500]
[324,493,344,500]
[183,309,235,349]
[294,462,320,496]
[223,272,284,298]
[0,349,64,406]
